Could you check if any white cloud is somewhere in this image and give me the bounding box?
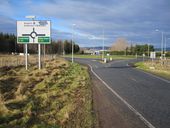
[0,0,170,47]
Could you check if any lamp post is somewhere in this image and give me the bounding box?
[72,24,76,63]
[165,37,170,54]
[102,29,105,61]
[155,29,164,60]
[166,38,170,56]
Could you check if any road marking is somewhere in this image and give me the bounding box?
[94,65,98,68]
[130,77,138,82]
[92,60,97,61]
[88,64,156,128]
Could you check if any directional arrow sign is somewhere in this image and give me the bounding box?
[38,37,50,44]
[18,37,29,43]
[17,21,51,44]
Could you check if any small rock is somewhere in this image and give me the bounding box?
[149,67,155,70]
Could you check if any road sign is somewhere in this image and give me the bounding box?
[150,52,156,59]
[18,37,29,43]
[17,20,51,44]
[38,37,50,43]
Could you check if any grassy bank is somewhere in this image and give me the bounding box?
[0,58,93,128]
[135,60,170,80]
[64,54,135,60]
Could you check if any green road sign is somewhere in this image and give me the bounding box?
[38,37,50,44]
[18,37,29,43]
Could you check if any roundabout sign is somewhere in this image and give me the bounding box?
[17,20,51,44]
[17,19,51,70]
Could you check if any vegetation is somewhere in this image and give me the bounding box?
[110,38,129,51]
[0,33,80,54]
[0,33,16,53]
[133,44,154,55]
[65,54,135,60]
[109,37,155,56]
[110,44,154,56]
[0,58,93,127]
[135,60,170,79]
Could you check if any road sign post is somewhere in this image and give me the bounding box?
[142,53,145,62]
[150,52,156,65]
[25,44,28,70]
[38,44,41,69]
[43,44,46,67]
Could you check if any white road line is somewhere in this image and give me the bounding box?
[88,64,156,128]
[94,65,98,68]
[92,60,97,61]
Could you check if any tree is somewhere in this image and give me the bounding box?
[74,44,80,53]
[0,32,80,54]
[0,33,16,53]
[134,44,154,55]
[111,38,129,51]
[64,40,71,54]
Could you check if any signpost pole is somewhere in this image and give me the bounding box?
[25,44,28,70]
[43,44,45,66]
[38,43,41,69]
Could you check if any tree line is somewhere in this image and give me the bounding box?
[109,44,154,56]
[110,38,154,56]
[0,33,80,54]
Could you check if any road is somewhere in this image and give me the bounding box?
[73,58,170,128]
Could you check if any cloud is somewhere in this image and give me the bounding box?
[0,0,170,47]
[0,1,14,16]
[0,15,16,33]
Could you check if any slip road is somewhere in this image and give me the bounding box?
[73,58,170,128]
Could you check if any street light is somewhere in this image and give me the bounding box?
[25,15,36,20]
[165,37,170,53]
[102,29,105,61]
[72,24,76,63]
[166,37,170,53]
[155,29,164,59]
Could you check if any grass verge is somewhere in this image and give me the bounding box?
[135,61,170,80]
[64,54,135,60]
[0,58,93,128]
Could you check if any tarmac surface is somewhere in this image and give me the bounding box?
[73,58,170,128]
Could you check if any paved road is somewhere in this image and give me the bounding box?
[72,58,170,128]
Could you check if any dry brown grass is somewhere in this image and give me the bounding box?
[0,57,93,128]
[0,54,58,67]
[135,59,170,79]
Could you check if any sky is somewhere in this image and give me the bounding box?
[0,0,170,48]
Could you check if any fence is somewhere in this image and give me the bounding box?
[147,58,170,70]
[0,54,57,68]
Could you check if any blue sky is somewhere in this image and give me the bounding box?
[0,0,170,48]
